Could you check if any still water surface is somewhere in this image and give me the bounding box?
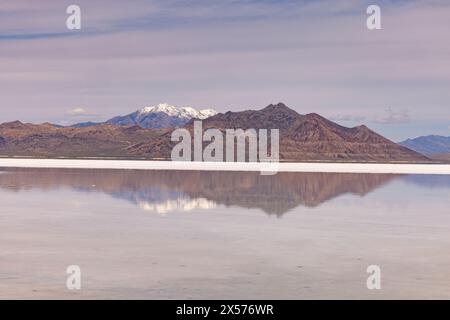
[0,168,449,299]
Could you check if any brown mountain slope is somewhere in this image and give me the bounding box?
[197,103,300,133]
[429,153,450,163]
[0,103,429,162]
[0,121,168,158]
[280,111,425,161]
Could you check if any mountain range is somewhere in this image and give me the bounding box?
[72,103,218,129]
[125,103,429,162]
[0,103,432,162]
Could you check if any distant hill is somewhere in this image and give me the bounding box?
[0,121,166,159]
[0,103,430,162]
[399,135,450,155]
[71,103,218,129]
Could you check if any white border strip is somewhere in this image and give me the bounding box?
[0,158,449,174]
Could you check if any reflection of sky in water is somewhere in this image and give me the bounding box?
[0,169,448,216]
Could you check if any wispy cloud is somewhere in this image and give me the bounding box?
[63,107,99,125]
[372,108,411,124]
[329,114,366,122]
[329,107,412,125]
[66,107,92,116]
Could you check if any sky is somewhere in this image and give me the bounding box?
[0,0,449,141]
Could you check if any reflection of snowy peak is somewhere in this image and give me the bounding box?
[138,198,217,215]
[110,187,217,215]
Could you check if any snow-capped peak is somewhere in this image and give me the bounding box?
[137,103,218,120]
[138,103,178,116]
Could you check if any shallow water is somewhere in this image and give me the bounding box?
[0,168,449,299]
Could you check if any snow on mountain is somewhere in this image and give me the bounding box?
[72,103,218,129]
[137,103,217,120]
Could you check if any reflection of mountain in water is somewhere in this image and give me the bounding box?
[0,169,400,215]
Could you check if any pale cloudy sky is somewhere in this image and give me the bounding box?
[0,0,449,141]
